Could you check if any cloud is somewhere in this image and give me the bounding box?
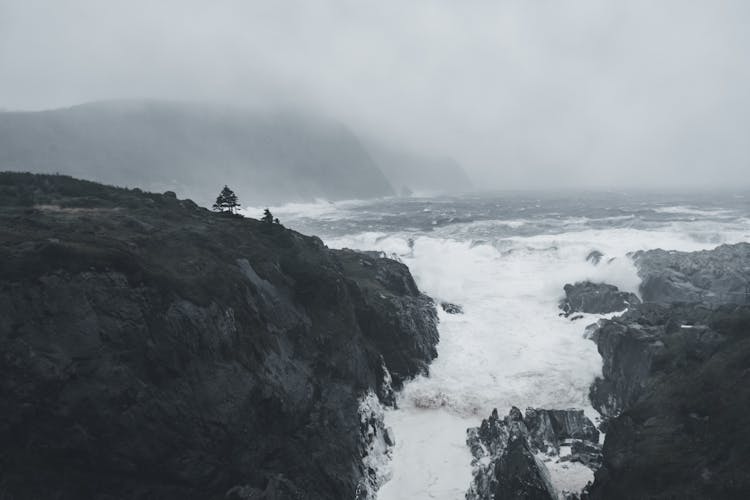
[1,0,749,189]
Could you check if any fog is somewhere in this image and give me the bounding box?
[1,0,749,190]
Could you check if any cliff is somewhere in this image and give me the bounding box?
[584,244,750,499]
[0,173,438,499]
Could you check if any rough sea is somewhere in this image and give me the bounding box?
[243,191,750,499]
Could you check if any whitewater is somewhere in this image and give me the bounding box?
[242,192,750,499]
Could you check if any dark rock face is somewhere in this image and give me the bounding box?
[524,409,600,453]
[560,281,641,317]
[586,304,750,499]
[0,173,439,499]
[586,250,604,265]
[633,243,750,304]
[440,301,464,314]
[585,243,750,499]
[466,407,601,500]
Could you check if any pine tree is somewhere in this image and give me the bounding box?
[262,208,274,224]
[212,185,240,214]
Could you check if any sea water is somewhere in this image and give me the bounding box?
[242,192,750,499]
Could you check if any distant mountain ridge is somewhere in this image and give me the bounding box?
[0,100,473,206]
[0,100,391,205]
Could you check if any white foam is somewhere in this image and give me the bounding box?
[358,391,393,499]
[323,221,750,499]
[653,205,733,217]
[541,454,595,498]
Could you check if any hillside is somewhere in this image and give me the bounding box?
[0,101,395,206]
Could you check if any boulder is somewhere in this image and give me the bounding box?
[441,301,464,314]
[586,250,604,265]
[560,281,640,317]
[633,243,750,304]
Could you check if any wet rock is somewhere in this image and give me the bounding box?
[560,281,641,317]
[466,407,601,500]
[524,409,599,453]
[588,316,665,419]
[586,250,604,265]
[562,440,603,468]
[441,301,464,314]
[494,436,557,500]
[383,427,395,447]
[633,243,750,304]
[584,244,750,498]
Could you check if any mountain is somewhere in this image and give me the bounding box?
[0,172,438,499]
[365,141,473,196]
[0,100,395,206]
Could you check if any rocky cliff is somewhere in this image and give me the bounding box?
[0,173,438,499]
[584,243,750,499]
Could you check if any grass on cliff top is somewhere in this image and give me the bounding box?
[0,171,206,210]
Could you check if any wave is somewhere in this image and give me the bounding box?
[324,220,750,500]
[652,205,734,217]
[238,197,369,221]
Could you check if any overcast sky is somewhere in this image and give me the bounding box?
[1,0,749,190]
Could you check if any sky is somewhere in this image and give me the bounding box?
[1,0,749,190]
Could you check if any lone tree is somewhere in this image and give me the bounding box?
[262,208,274,224]
[213,185,240,214]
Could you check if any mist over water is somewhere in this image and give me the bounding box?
[243,192,750,498]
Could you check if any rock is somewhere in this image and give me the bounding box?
[466,407,601,500]
[0,173,440,500]
[383,427,395,446]
[633,243,750,304]
[586,304,750,499]
[586,250,604,265]
[588,300,737,420]
[560,281,641,317]
[225,475,304,500]
[440,301,464,314]
[588,314,665,419]
[584,244,750,499]
[494,436,557,500]
[565,439,603,468]
[524,408,599,453]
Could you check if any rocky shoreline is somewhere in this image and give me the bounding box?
[584,244,750,499]
[3,173,749,500]
[467,243,750,499]
[0,173,439,499]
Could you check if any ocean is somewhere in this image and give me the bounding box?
[242,191,750,499]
